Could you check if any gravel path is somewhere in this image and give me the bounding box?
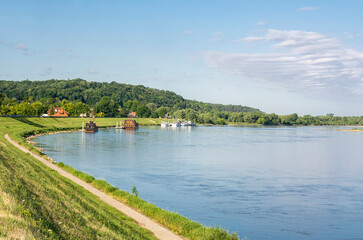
[5,134,183,240]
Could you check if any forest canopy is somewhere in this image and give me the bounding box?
[0,78,259,112]
[1,79,362,126]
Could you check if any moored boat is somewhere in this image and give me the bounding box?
[161,122,171,127]
[187,121,196,126]
[171,121,181,127]
[85,121,98,133]
[122,119,139,129]
[180,121,196,127]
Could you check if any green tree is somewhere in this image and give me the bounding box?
[186,110,197,121]
[284,113,298,125]
[96,112,105,117]
[156,107,169,118]
[136,105,151,117]
[95,96,119,117]
[118,108,129,117]
[131,185,139,197]
[146,103,157,112]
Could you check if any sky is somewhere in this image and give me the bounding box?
[1,0,363,116]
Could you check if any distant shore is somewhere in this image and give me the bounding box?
[338,129,363,132]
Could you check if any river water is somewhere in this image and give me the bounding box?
[33,126,363,240]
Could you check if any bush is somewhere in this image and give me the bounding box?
[215,118,226,125]
[131,185,139,197]
[57,162,64,167]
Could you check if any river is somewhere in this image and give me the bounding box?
[33,126,363,240]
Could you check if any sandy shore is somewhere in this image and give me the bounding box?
[337,129,363,132]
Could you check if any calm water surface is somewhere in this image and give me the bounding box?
[34,126,363,240]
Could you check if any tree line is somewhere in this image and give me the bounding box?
[0,79,362,126]
[0,79,259,113]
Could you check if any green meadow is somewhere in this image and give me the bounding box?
[0,117,239,240]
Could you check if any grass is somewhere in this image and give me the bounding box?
[0,117,239,240]
[0,117,158,239]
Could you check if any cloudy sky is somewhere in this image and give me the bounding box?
[1,0,362,115]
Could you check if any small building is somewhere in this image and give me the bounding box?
[48,108,69,117]
[128,112,137,118]
[163,113,172,119]
[80,113,87,118]
[122,119,139,129]
[85,121,98,133]
[89,109,94,118]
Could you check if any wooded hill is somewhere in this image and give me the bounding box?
[1,79,362,125]
[0,79,259,113]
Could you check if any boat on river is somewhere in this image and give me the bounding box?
[161,122,171,127]
[171,121,181,127]
[121,119,139,129]
[181,121,196,127]
[85,121,98,133]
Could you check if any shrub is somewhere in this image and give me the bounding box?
[57,162,64,167]
[131,185,139,197]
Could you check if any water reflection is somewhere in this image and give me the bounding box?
[160,126,193,132]
[33,126,363,240]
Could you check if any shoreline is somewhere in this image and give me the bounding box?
[337,129,363,132]
[16,121,239,239]
[5,133,183,240]
[0,117,239,239]
[26,129,84,158]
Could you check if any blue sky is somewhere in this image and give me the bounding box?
[1,0,363,115]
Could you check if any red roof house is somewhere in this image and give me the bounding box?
[127,112,137,118]
[48,107,69,117]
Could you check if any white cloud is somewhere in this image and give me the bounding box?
[257,21,267,26]
[298,6,319,11]
[88,68,98,74]
[237,36,265,42]
[16,43,28,51]
[210,32,224,42]
[183,30,193,35]
[205,29,363,95]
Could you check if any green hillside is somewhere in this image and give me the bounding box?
[0,78,259,113]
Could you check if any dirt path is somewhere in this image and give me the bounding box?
[5,134,183,240]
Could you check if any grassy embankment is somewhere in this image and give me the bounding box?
[0,117,239,240]
[0,117,159,240]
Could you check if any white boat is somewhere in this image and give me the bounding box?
[171,121,181,127]
[188,121,196,126]
[181,121,189,127]
[161,122,171,127]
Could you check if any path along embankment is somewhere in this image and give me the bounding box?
[5,133,183,240]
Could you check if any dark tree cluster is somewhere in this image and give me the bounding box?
[0,79,258,113]
[0,79,362,126]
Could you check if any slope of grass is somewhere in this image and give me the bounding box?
[0,117,239,240]
[0,118,158,239]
